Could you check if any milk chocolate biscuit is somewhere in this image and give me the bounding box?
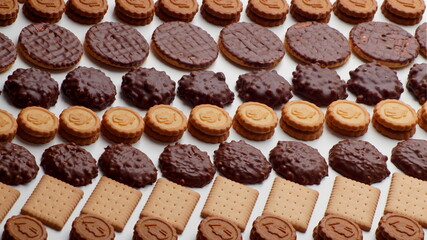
[201,6,240,26]
[85,22,149,68]
[134,217,177,240]
[3,215,47,240]
[348,62,404,105]
[219,22,285,68]
[115,0,154,19]
[384,0,425,19]
[0,110,17,142]
[376,213,424,240]
[70,214,114,240]
[285,22,351,68]
[41,143,98,186]
[250,215,296,240]
[416,23,427,56]
[0,142,38,185]
[4,68,59,109]
[214,140,272,184]
[292,64,347,106]
[245,7,286,27]
[313,215,362,240]
[333,2,374,24]
[157,0,198,20]
[237,70,292,108]
[391,139,427,181]
[329,139,390,184]
[198,217,242,240]
[407,63,427,104]
[291,0,332,19]
[269,141,328,185]
[0,33,16,73]
[178,71,234,107]
[0,0,18,25]
[152,22,218,70]
[62,66,116,111]
[350,22,419,68]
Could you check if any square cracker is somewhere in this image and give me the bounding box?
[21,175,83,230]
[325,176,380,231]
[263,177,318,232]
[201,176,259,232]
[384,172,427,227]
[0,182,20,223]
[81,176,142,232]
[140,178,200,233]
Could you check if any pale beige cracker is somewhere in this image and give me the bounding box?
[81,176,142,232]
[263,177,318,232]
[140,178,200,233]
[0,182,20,223]
[21,175,84,230]
[325,176,380,231]
[384,172,427,227]
[201,176,258,232]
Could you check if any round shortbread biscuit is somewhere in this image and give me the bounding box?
[101,125,142,144]
[233,120,275,141]
[188,123,230,144]
[189,104,232,136]
[384,0,425,18]
[17,106,58,138]
[234,102,278,134]
[17,127,56,144]
[421,102,427,119]
[374,99,417,131]
[58,127,100,145]
[102,106,144,139]
[326,100,370,131]
[279,118,323,141]
[60,106,101,138]
[372,117,416,140]
[418,109,427,131]
[326,117,369,137]
[0,109,17,141]
[144,105,187,137]
[282,100,324,132]
[245,7,286,27]
[144,124,184,143]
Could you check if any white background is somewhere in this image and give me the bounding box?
[0,0,426,239]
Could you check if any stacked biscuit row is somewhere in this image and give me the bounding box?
[381,0,425,25]
[333,0,377,24]
[66,0,108,24]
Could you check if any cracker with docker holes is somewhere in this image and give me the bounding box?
[325,176,380,231]
[384,172,427,228]
[140,178,200,233]
[21,175,83,230]
[81,176,142,232]
[201,176,259,231]
[0,182,20,223]
[263,177,318,232]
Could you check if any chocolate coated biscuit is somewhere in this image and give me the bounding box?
[0,142,38,185]
[406,63,427,104]
[391,139,427,181]
[415,22,427,56]
[0,33,17,72]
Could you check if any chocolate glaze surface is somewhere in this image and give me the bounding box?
[4,68,59,109]
[415,22,426,54]
[329,139,390,184]
[391,139,427,181]
[406,63,427,104]
[0,33,17,70]
[0,142,38,185]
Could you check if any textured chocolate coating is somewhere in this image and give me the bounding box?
[285,22,350,66]
[350,22,419,64]
[214,140,272,184]
[121,67,175,109]
[415,22,426,55]
[220,22,285,68]
[159,143,215,188]
[407,63,427,104]
[348,62,403,105]
[236,70,292,108]
[177,71,234,107]
[292,64,347,106]
[269,141,328,185]
[19,23,83,69]
[152,22,218,69]
[329,139,390,184]
[85,22,149,68]
[0,142,38,185]
[0,33,17,70]
[391,139,427,181]
[4,68,59,109]
[41,143,98,186]
[62,66,116,111]
[98,144,157,188]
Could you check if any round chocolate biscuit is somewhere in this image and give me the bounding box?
[70,214,114,240]
[350,21,419,68]
[4,68,59,109]
[152,22,218,70]
[248,0,288,20]
[269,141,328,185]
[348,62,403,106]
[314,215,362,240]
[250,215,296,240]
[214,140,272,184]
[85,22,149,68]
[3,215,47,240]
[0,0,19,20]
[18,23,83,69]
[220,22,285,68]
[115,0,154,19]
[198,217,241,240]
[62,66,116,111]
[0,142,38,185]
[415,22,426,56]
[201,5,240,26]
[292,64,347,107]
[0,32,17,72]
[41,143,98,186]
[333,2,374,24]
[407,63,427,104]
[159,143,215,188]
[98,144,157,188]
[134,217,177,240]
[285,22,350,68]
[178,71,234,107]
[376,213,424,240]
[391,139,427,181]
[236,70,292,108]
[329,139,390,185]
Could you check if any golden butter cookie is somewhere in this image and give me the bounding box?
[333,2,374,24]
[17,128,56,144]
[203,0,242,19]
[326,100,370,131]
[101,125,142,144]
[200,5,240,26]
[249,0,288,20]
[115,7,154,25]
[233,120,275,141]
[326,118,368,137]
[235,102,278,134]
[381,3,423,25]
[68,0,108,18]
[337,0,377,18]
[102,107,144,139]
[189,104,232,136]
[188,123,230,143]
[60,106,101,138]
[144,124,184,143]
[291,0,332,19]
[417,109,427,131]
[25,0,65,19]
[158,0,198,20]
[0,110,17,142]
[374,99,417,131]
[145,105,187,137]
[282,100,324,132]
[384,0,425,19]
[279,118,323,141]
[59,127,100,145]
[372,117,415,140]
[421,102,427,119]
[17,106,58,138]
[115,0,154,19]
[245,7,286,27]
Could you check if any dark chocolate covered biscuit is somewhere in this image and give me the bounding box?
[406,63,427,104]
[0,33,17,72]
[348,62,403,105]
[214,140,272,184]
[391,139,427,181]
[236,70,292,108]
[0,142,38,185]
[178,71,234,107]
[98,143,157,188]
[415,22,426,56]
[4,68,59,109]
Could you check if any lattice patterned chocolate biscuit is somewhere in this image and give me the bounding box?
[0,32,17,72]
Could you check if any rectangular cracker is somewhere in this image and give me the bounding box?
[384,172,427,227]
[201,176,259,232]
[140,178,200,233]
[81,176,142,232]
[325,176,380,231]
[263,177,318,232]
[0,182,20,223]
[21,175,83,230]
